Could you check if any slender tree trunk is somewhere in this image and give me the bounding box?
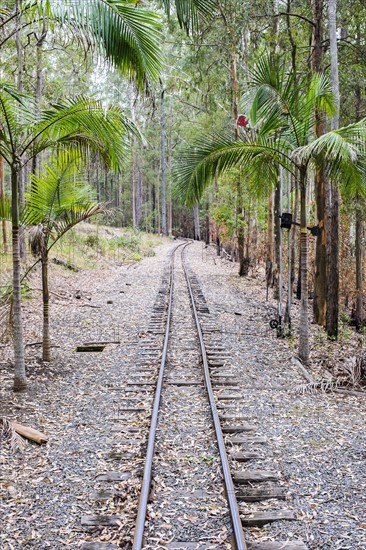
[16,0,26,262]
[96,160,100,203]
[214,165,221,256]
[193,205,201,240]
[326,0,340,338]
[273,179,281,299]
[161,86,167,236]
[11,165,26,390]
[299,169,309,365]
[168,143,172,237]
[42,254,51,362]
[354,61,363,329]
[311,0,328,327]
[355,199,364,328]
[266,190,274,298]
[132,149,137,228]
[291,172,298,289]
[32,23,47,177]
[0,155,7,253]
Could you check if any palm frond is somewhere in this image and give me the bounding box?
[0,195,11,221]
[161,0,215,33]
[0,82,35,161]
[20,97,138,171]
[175,131,292,207]
[23,153,107,252]
[20,1,162,87]
[293,119,366,197]
[0,417,26,452]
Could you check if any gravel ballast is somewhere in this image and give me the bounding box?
[1,239,366,550]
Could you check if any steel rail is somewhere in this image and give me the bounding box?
[132,240,188,550]
[182,245,248,550]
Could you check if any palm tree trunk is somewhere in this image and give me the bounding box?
[0,155,7,253]
[299,169,309,365]
[42,254,51,362]
[11,165,26,390]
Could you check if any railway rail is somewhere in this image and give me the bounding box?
[81,241,308,550]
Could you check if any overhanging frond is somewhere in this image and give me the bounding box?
[20,1,162,87]
[161,0,215,33]
[175,132,293,207]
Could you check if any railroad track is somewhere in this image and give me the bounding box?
[81,241,308,550]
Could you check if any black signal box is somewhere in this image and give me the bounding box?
[280,212,292,229]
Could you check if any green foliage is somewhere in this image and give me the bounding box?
[13,1,163,89]
[175,55,366,206]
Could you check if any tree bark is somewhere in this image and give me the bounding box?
[299,169,309,365]
[355,199,364,328]
[16,0,26,262]
[11,165,26,390]
[161,86,167,236]
[193,204,201,241]
[311,0,328,327]
[354,62,363,329]
[0,155,7,253]
[214,165,221,256]
[266,190,274,298]
[273,180,281,299]
[326,0,340,338]
[42,254,51,362]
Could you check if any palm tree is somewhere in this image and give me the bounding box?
[0,84,138,390]
[23,153,106,362]
[176,56,366,365]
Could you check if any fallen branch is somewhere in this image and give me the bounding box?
[292,357,366,398]
[83,340,121,345]
[10,421,48,444]
[333,388,366,398]
[291,356,315,384]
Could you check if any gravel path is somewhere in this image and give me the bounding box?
[1,239,366,550]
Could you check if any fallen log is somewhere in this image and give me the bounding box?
[10,421,48,444]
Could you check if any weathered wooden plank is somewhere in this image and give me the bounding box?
[165,544,225,549]
[76,345,105,352]
[246,542,307,550]
[89,489,120,501]
[95,471,131,482]
[222,424,255,433]
[231,451,262,462]
[81,543,119,550]
[81,515,121,527]
[236,485,286,501]
[233,470,279,483]
[229,435,267,444]
[167,380,202,386]
[111,426,140,433]
[217,393,243,400]
[241,510,296,527]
